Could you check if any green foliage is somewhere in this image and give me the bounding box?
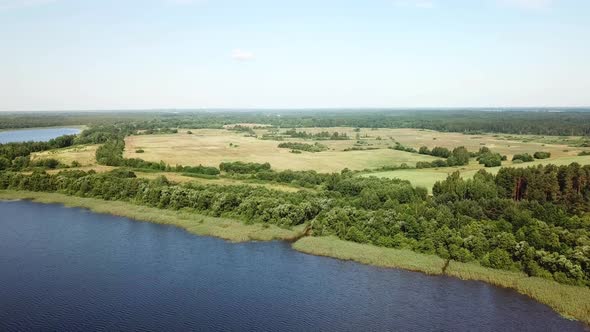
[534,151,551,159]
[513,153,534,162]
[277,142,328,152]
[478,152,502,167]
[482,248,514,270]
[219,161,271,174]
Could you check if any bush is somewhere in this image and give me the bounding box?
[135,149,145,153]
[533,151,551,159]
[512,153,534,162]
[478,152,502,167]
[482,248,513,270]
[219,161,271,174]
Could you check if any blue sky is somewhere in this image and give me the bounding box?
[1,0,589,110]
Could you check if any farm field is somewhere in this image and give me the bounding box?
[31,126,590,192]
[124,127,588,173]
[124,129,440,172]
[31,144,100,166]
[368,155,590,192]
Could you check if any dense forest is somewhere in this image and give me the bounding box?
[2,109,590,136]
[1,112,590,288]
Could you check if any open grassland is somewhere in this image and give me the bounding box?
[135,171,302,192]
[124,129,439,172]
[368,155,590,192]
[293,236,590,325]
[291,127,586,159]
[0,190,303,242]
[31,144,100,166]
[125,127,587,174]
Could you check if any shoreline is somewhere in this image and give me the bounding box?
[0,190,303,243]
[0,125,87,133]
[1,190,589,325]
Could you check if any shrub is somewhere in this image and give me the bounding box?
[482,248,513,270]
[533,151,551,159]
[478,152,502,167]
[512,153,534,162]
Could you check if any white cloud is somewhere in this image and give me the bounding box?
[393,0,435,9]
[231,49,255,61]
[498,0,554,10]
[165,0,207,5]
[0,0,55,10]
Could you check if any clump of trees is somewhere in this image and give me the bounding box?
[283,129,349,140]
[415,146,471,168]
[513,153,534,163]
[534,151,551,159]
[392,142,417,153]
[277,142,328,152]
[219,161,271,174]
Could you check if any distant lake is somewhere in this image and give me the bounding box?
[0,200,586,331]
[0,127,81,143]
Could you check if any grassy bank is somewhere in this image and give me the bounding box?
[292,236,590,325]
[0,190,302,242]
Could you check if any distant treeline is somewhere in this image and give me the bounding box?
[3,110,590,135]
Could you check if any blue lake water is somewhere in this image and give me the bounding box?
[0,200,586,331]
[0,127,81,143]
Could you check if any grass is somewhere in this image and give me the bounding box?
[124,129,439,172]
[367,155,590,192]
[0,190,303,242]
[292,236,590,325]
[31,144,100,166]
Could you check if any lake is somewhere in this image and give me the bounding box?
[0,200,586,331]
[0,127,81,143]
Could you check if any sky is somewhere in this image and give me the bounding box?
[1,0,589,111]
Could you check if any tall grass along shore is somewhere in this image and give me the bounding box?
[293,236,590,325]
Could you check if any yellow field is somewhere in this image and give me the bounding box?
[31,126,590,191]
[124,129,440,172]
[289,127,584,159]
[368,155,590,191]
[31,144,100,166]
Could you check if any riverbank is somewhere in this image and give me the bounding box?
[1,190,589,325]
[293,236,590,325]
[0,190,303,242]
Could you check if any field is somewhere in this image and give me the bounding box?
[368,155,590,192]
[31,144,100,166]
[32,126,590,191]
[124,129,440,172]
[31,141,301,192]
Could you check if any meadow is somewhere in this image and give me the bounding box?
[32,126,590,191]
[124,128,439,172]
[368,154,590,192]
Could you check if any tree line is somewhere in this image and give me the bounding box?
[1,162,589,286]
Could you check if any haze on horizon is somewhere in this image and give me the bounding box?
[1,0,589,111]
